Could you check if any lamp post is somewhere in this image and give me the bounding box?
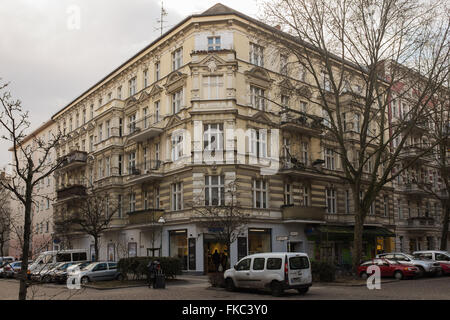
[158,216,166,257]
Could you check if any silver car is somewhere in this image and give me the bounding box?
[376,252,442,277]
[73,262,123,284]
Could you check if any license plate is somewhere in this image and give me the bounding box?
[291,277,302,283]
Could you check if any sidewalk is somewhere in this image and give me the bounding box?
[320,278,399,287]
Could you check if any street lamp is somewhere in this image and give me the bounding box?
[158,216,166,257]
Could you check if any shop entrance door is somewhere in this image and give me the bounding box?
[287,241,303,253]
[203,237,228,274]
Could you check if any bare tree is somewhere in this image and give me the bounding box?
[261,0,450,271]
[192,180,250,269]
[0,81,65,300]
[54,183,119,262]
[0,184,11,258]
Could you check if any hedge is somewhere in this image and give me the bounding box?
[118,257,182,280]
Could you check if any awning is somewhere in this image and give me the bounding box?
[314,225,395,237]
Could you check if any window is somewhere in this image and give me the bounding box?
[82,109,86,124]
[203,123,223,152]
[281,95,289,108]
[143,69,148,88]
[299,65,306,81]
[322,108,332,128]
[321,70,331,91]
[171,132,183,161]
[98,123,103,142]
[235,258,251,271]
[280,54,288,75]
[301,142,308,165]
[324,148,335,170]
[128,152,136,173]
[249,43,264,67]
[283,137,290,159]
[143,107,149,128]
[345,190,350,214]
[154,101,160,122]
[252,258,266,270]
[155,143,160,162]
[205,175,225,206]
[105,157,110,176]
[119,118,123,137]
[172,48,183,71]
[143,190,148,210]
[129,77,136,97]
[90,104,94,119]
[75,113,79,128]
[207,36,221,51]
[384,196,389,217]
[98,159,103,179]
[398,199,402,219]
[118,155,123,176]
[106,120,111,139]
[369,201,375,215]
[203,76,223,99]
[284,183,293,205]
[129,113,137,134]
[155,62,160,81]
[266,258,282,270]
[354,113,361,133]
[326,188,336,214]
[69,118,73,132]
[172,89,183,114]
[253,179,268,209]
[250,86,265,110]
[129,193,136,212]
[107,92,112,101]
[117,86,122,100]
[250,129,267,159]
[171,183,183,211]
[98,98,102,108]
[118,195,123,218]
[289,256,309,269]
[303,186,310,206]
[154,187,160,209]
[248,229,271,255]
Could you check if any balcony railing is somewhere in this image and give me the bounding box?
[279,111,322,135]
[403,183,426,196]
[406,216,436,228]
[56,184,87,201]
[127,160,163,184]
[282,205,326,222]
[57,151,88,171]
[128,115,163,142]
[127,209,164,225]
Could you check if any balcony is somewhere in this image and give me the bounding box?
[406,216,437,230]
[127,209,164,225]
[126,160,163,184]
[56,184,87,201]
[282,205,326,223]
[128,115,164,143]
[399,146,432,164]
[402,183,426,196]
[279,111,322,135]
[57,151,88,171]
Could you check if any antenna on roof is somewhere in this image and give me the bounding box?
[155,1,168,36]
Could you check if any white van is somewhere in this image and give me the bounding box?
[224,252,312,296]
[29,249,88,272]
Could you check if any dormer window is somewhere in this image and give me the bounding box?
[250,43,264,67]
[208,36,221,51]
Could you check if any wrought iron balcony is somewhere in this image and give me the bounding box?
[279,111,322,135]
[126,160,163,184]
[128,115,164,142]
[127,208,164,225]
[56,184,87,201]
[57,150,88,171]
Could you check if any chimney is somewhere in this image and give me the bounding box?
[275,25,281,30]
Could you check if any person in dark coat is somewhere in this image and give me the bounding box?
[147,260,157,288]
[212,249,220,272]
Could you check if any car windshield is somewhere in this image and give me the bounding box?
[403,254,415,260]
[81,263,96,270]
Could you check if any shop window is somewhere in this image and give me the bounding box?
[248,228,271,255]
[169,230,188,270]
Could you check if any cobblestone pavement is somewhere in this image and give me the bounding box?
[0,276,449,300]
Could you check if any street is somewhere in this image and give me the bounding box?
[0,276,449,300]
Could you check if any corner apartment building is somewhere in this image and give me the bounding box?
[7,120,57,259]
[18,4,400,272]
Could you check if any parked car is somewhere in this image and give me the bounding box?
[2,261,22,278]
[0,257,15,265]
[0,262,11,278]
[224,252,312,297]
[376,252,441,277]
[29,262,61,282]
[413,250,450,275]
[358,258,419,280]
[71,262,123,284]
[52,261,87,284]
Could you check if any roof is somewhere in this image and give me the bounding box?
[51,3,374,120]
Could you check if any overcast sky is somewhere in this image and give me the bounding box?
[0,0,260,170]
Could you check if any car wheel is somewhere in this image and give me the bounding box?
[360,272,368,280]
[416,266,425,277]
[394,271,403,280]
[81,276,89,285]
[42,275,51,283]
[225,278,236,292]
[297,287,309,295]
[270,281,284,297]
[116,274,124,281]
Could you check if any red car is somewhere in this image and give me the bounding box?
[358,258,419,280]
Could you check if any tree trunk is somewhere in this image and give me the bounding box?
[352,189,364,276]
[18,188,33,300]
[440,201,449,251]
[0,242,4,258]
[94,236,99,262]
